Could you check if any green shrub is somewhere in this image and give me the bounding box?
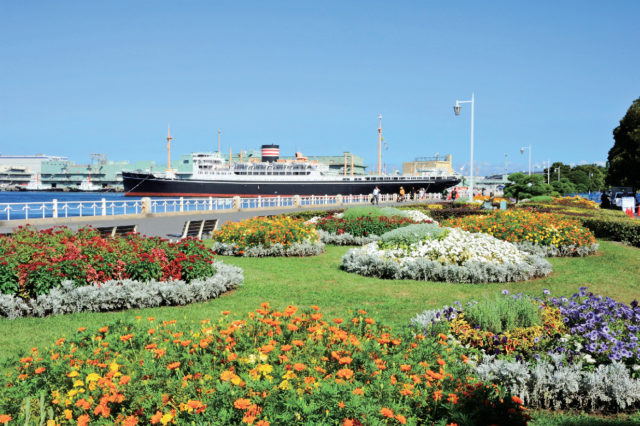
[581,217,640,248]
[342,206,406,220]
[426,208,489,222]
[529,195,554,203]
[378,223,448,249]
[464,295,543,334]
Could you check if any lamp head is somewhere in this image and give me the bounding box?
[453,105,461,115]
[520,147,525,155]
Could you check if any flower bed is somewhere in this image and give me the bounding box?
[314,207,435,246]
[554,195,600,209]
[341,224,551,283]
[211,216,323,257]
[0,305,528,425]
[0,260,243,319]
[0,226,216,298]
[443,210,599,257]
[411,289,640,412]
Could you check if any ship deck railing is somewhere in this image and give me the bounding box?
[0,192,432,221]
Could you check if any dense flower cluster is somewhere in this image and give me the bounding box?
[0,226,215,298]
[547,287,640,366]
[443,210,597,254]
[363,228,531,266]
[211,217,319,255]
[315,215,418,238]
[553,196,600,209]
[0,305,528,425]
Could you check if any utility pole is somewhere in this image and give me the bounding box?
[377,114,383,175]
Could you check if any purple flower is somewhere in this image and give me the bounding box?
[543,289,550,295]
[502,289,510,295]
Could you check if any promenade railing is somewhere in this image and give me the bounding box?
[0,193,440,221]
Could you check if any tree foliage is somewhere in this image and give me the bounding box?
[503,173,553,201]
[542,162,606,193]
[607,97,640,191]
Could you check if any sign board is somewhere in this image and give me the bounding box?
[621,197,636,212]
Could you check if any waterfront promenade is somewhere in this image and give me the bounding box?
[0,194,437,238]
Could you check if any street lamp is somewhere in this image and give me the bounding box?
[520,144,531,176]
[453,93,474,201]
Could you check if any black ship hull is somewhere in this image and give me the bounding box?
[123,172,460,197]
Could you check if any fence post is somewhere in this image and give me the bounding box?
[209,196,213,210]
[52,199,58,218]
[293,195,301,207]
[101,198,106,216]
[257,196,262,209]
[277,195,281,207]
[180,197,184,212]
[233,196,241,210]
[337,194,343,205]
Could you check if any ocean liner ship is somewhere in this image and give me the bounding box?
[122,144,461,197]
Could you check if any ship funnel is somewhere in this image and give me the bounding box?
[261,145,279,163]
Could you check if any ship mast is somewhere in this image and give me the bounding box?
[377,114,382,175]
[166,124,173,172]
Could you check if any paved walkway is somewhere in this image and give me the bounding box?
[0,199,435,238]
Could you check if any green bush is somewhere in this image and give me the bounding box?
[426,208,489,222]
[580,217,640,248]
[464,295,543,334]
[341,206,406,220]
[529,195,554,203]
[378,223,448,249]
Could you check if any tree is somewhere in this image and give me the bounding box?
[503,173,553,201]
[607,97,640,191]
[552,178,576,195]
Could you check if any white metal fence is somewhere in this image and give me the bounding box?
[0,192,442,221]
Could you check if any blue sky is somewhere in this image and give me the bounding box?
[2,1,639,175]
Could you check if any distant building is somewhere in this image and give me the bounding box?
[402,155,455,176]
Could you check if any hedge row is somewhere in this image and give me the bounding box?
[581,217,640,248]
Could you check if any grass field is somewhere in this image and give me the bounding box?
[1,240,639,423]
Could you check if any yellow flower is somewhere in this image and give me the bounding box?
[67,371,79,378]
[160,413,174,425]
[73,380,84,388]
[279,380,290,390]
[85,373,100,382]
[109,361,119,372]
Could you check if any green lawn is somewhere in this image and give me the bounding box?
[1,240,639,422]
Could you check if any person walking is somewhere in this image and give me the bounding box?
[399,186,406,202]
[372,186,380,205]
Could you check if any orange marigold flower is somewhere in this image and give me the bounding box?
[433,390,443,401]
[311,313,323,321]
[34,367,45,374]
[167,361,181,370]
[0,415,11,424]
[292,340,304,347]
[380,407,394,418]
[280,345,292,352]
[352,387,364,395]
[19,357,33,363]
[77,414,90,426]
[400,364,411,372]
[99,326,108,333]
[148,328,156,335]
[395,414,407,424]
[512,396,523,405]
[260,344,274,354]
[234,398,252,410]
[365,318,375,324]
[448,393,458,404]
[343,420,354,426]
[338,357,352,365]
[293,363,306,371]
[123,415,139,426]
[256,421,270,426]
[332,318,344,324]
[338,400,346,409]
[437,358,446,366]
[287,324,299,332]
[222,310,230,315]
[150,411,163,424]
[77,327,86,332]
[187,400,204,409]
[220,370,233,381]
[120,334,134,342]
[357,309,367,315]
[119,375,131,385]
[311,305,320,311]
[336,368,354,379]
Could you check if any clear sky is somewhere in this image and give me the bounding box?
[2,1,639,175]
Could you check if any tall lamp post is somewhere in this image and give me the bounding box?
[453,93,474,202]
[520,144,532,176]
